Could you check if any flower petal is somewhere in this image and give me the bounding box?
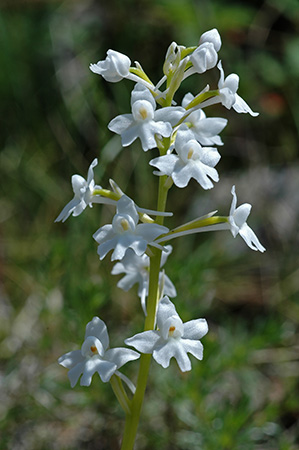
[117,272,141,291]
[239,223,266,252]
[68,361,86,388]
[199,28,221,52]
[81,358,116,385]
[233,203,252,228]
[138,121,172,151]
[120,123,142,147]
[58,350,84,369]
[108,114,134,135]
[153,339,192,371]
[233,93,259,117]
[229,185,237,216]
[154,106,185,126]
[171,161,193,188]
[86,158,98,185]
[55,197,81,223]
[183,319,208,340]
[105,347,140,369]
[125,330,161,353]
[131,83,156,109]
[161,273,177,298]
[71,174,86,196]
[200,147,221,168]
[150,154,178,176]
[156,296,179,330]
[85,316,109,350]
[93,224,114,243]
[117,196,139,224]
[97,237,118,260]
[175,127,195,150]
[111,235,146,260]
[136,223,169,242]
[181,339,204,361]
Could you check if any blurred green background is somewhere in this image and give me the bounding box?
[1,0,299,448]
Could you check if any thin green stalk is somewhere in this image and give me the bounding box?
[120,175,170,450]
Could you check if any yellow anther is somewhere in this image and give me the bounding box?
[187,148,194,159]
[139,107,148,120]
[168,325,176,336]
[121,218,129,231]
[90,345,97,353]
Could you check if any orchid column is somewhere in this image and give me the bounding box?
[56,28,265,450]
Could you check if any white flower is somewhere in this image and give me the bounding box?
[111,246,176,314]
[55,159,113,223]
[199,28,222,52]
[93,195,168,261]
[163,41,183,75]
[182,93,227,146]
[150,127,220,189]
[190,42,218,74]
[108,83,185,152]
[90,50,131,82]
[229,185,266,252]
[154,187,266,254]
[125,296,208,371]
[217,61,259,116]
[58,316,140,388]
[183,29,221,79]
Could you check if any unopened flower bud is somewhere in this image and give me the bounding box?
[190,42,218,74]
[199,28,222,52]
[90,49,131,82]
[163,41,181,75]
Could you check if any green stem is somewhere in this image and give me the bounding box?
[120,175,170,450]
[169,215,228,234]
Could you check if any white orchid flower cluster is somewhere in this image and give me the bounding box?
[56,29,265,447]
